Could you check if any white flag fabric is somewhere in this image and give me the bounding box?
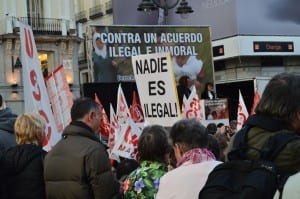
[108,103,120,161]
[182,86,205,121]
[116,84,131,125]
[45,65,73,133]
[112,118,142,160]
[237,90,249,130]
[20,22,60,151]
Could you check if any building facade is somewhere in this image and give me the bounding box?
[0,0,113,114]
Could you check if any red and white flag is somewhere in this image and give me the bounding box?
[237,90,249,130]
[130,90,144,123]
[108,103,120,161]
[182,86,205,121]
[45,65,73,133]
[20,22,59,151]
[181,95,188,113]
[112,118,142,160]
[116,84,131,125]
[94,93,110,138]
[108,104,119,150]
[250,89,261,115]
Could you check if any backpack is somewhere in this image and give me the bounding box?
[198,125,299,199]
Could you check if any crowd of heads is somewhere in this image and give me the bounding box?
[1,72,300,199]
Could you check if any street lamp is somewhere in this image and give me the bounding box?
[137,0,193,24]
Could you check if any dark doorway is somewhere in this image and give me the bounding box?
[216,80,255,121]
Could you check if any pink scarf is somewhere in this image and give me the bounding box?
[176,148,216,167]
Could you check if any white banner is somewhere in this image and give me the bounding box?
[45,65,73,133]
[112,119,142,160]
[131,52,181,126]
[20,22,60,151]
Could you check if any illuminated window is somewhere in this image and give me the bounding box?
[38,53,48,78]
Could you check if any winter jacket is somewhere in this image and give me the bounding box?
[0,107,17,150]
[228,114,300,174]
[0,144,47,199]
[44,121,120,199]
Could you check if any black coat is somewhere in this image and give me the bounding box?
[0,107,17,151]
[177,85,191,109]
[201,90,217,100]
[0,144,47,199]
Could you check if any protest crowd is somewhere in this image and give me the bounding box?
[0,72,299,199]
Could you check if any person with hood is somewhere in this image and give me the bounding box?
[0,112,47,199]
[0,94,18,151]
[93,32,118,82]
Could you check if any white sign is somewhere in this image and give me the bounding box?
[20,22,60,151]
[131,52,181,126]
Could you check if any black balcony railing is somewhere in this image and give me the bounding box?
[18,17,62,35]
[89,5,103,19]
[75,11,88,23]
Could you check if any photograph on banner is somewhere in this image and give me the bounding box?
[204,98,229,125]
[131,52,181,127]
[89,25,214,94]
